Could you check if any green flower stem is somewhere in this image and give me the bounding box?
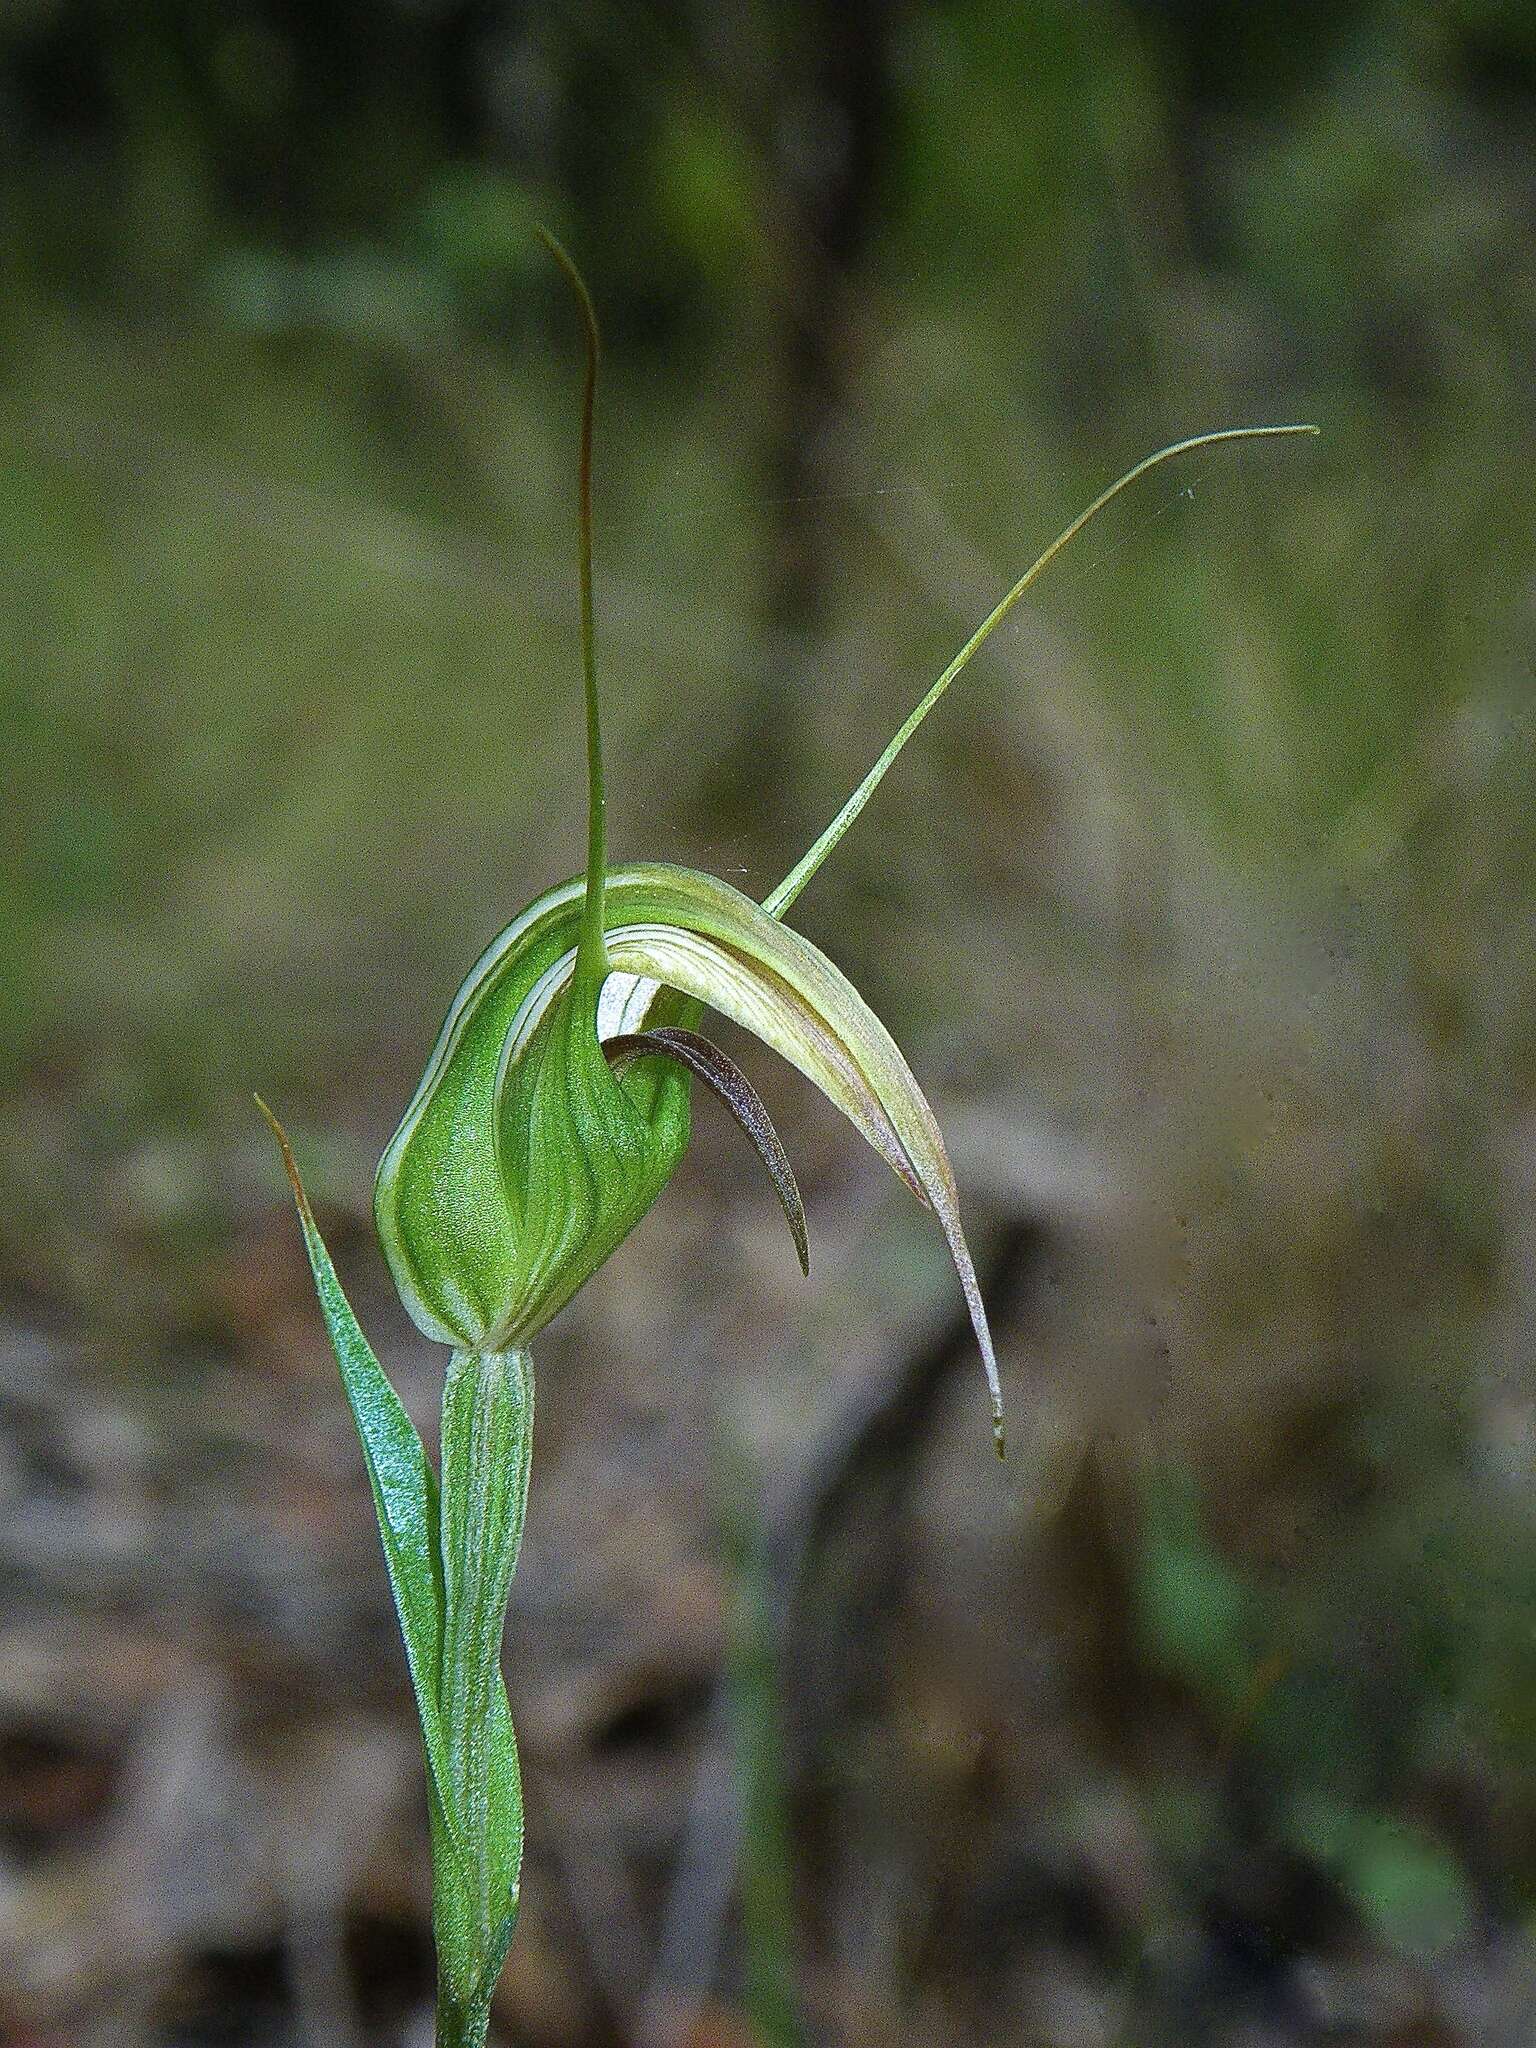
[434,1347,535,2048]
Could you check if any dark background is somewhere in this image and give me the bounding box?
[6,2,1536,2043]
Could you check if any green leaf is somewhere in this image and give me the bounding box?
[257,1099,469,1880]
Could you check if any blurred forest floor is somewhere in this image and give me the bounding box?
[6,4,1536,2044]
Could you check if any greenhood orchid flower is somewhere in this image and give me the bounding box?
[263,231,1314,2048]
[372,856,1004,1427]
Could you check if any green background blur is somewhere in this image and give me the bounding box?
[6,3,1536,2044]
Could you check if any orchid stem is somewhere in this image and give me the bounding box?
[433,1347,534,2048]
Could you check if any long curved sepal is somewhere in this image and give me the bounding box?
[766,423,1320,920]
